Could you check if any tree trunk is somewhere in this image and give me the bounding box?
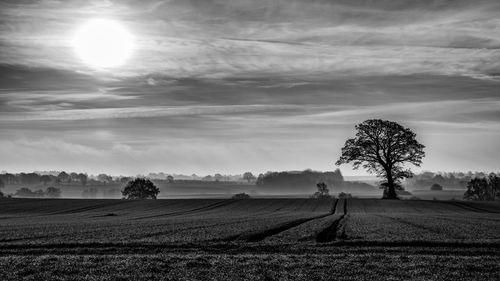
[384,169,398,199]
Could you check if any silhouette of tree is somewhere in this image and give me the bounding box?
[336,119,425,199]
[214,173,223,182]
[338,192,352,199]
[122,178,159,199]
[232,193,250,199]
[167,175,174,183]
[0,178,4,189]
[78,173,88,186]
[430,183,443,191]
[40,175,51,185]
[45,187,62,198]
[313,182,331,199]
[464,174,500,201]
[243,172,255,183]
[57,171,70,183]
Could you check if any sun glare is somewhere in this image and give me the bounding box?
[72,19,134,68]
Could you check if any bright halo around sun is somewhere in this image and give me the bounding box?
[72,19,134,68]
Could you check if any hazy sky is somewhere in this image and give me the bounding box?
[1,0,499,176]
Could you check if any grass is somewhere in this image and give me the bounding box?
[0,198,499,280]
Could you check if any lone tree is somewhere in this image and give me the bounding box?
[122,178,160,199]
[313,182,331,199]
[336,119,425,199]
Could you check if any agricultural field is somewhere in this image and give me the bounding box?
[0,198,499,280]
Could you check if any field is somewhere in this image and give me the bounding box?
[0,198,499,280]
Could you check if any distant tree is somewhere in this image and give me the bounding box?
[202,175,213,181]
[122,178,159,199]
[97,174,113,184]
[19,173,41,185]
[336,119,425,199]
[312,182,331,199]
[167,175,174,183]
[40,175,51,185]
[15,187,44,198]
[45,187,61,198]
[69,172,79,183]
[464,174,500,201]
[243,172,256,183]
[78,173,88,186]
[0,178,4,198]
[34,189,45,197]
[256,173,264,186]
[214,173,223,182]
[430,183,443,191]
[120,177,132,184]
[338,192,352,199]
[57,171,70,183]
[232,193,250,199]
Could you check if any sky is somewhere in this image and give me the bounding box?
[0,0,499,176]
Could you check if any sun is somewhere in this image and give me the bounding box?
[72,19,134,68]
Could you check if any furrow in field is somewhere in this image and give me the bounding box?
[445,201,499,213]
[132,200,235,220]
[49,200,132,215]
[316,199,348,243]
[231,199,339,242]
[240,214,332,242]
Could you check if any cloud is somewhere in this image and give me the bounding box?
[1,1,500,174]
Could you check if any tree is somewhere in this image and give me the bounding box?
[232,193,250,199]
[464,174,500,201]
[97,174,113,184]
[40,175,51,185]
[336,119,425,199]
[122,178,159,199]
[57,171,70,183]
[0,178,4,198]
[15,187,43,198]
[430,183,443,191]
[214,173,223,182]
[166,175,174,183]
[70,172,79,183]
[312,182,331,199]
[338,192,353,199]
[78,173,88,186]
[243,172,256,183]
[45,187,62,198]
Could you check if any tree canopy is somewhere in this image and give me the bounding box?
[464,174,500,201]
[336,119,425,199]
[121,178,160,199]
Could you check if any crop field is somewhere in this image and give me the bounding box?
[0,198,499,280]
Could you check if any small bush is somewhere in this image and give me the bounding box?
[232,193,250,199]
[430,183,443,191]
[338,192,352,199]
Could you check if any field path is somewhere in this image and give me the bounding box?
[229,199,338,242]
[316,199,348,242]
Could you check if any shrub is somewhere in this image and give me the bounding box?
[430,183,443,191]
[232,193,250,199]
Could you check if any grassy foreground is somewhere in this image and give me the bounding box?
[0,198,499,280]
